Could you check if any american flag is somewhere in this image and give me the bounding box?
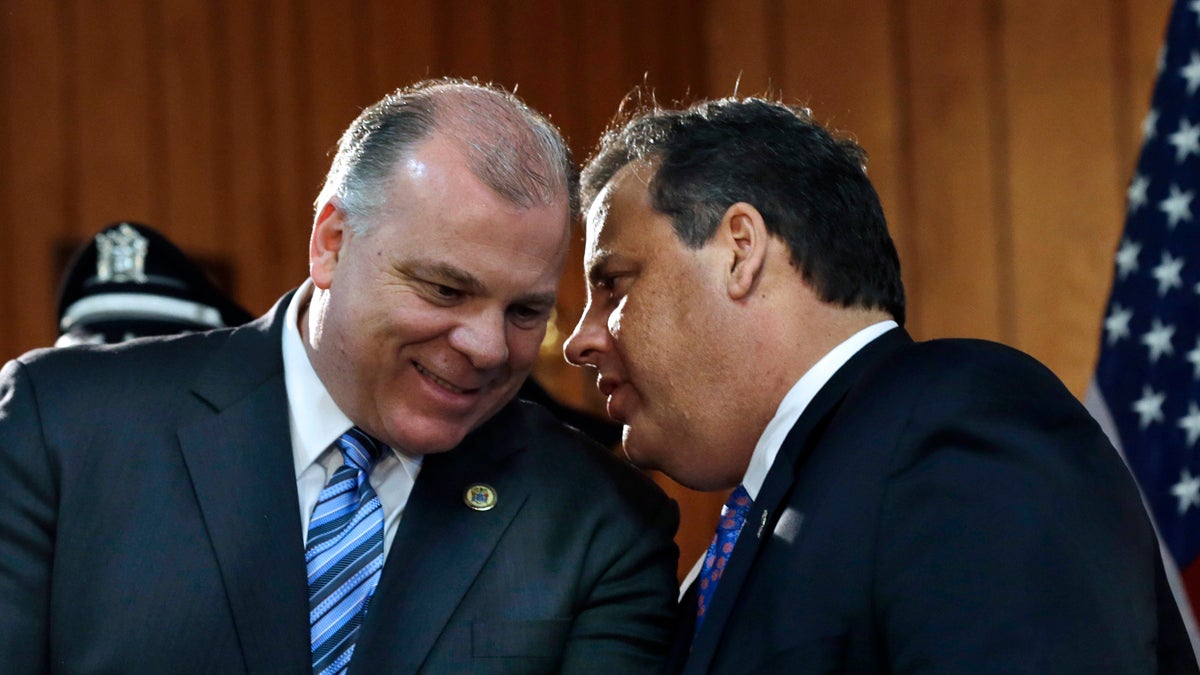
[1088,0,1200,648]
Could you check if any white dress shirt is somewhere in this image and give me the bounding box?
[682,320,898,595]
[282,280,423,556]
[740,320,897,500]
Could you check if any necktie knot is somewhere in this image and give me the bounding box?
[718,484,753,533]
[336,427,386,474]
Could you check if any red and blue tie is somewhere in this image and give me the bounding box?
[694,484,753,640]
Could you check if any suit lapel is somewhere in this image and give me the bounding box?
[177,295,311,674]
[354,403,530,672]
[682,328,912,674]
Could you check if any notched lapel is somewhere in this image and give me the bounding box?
[683,328,912,674]
[177,301,310,674]
[354,405,530,672]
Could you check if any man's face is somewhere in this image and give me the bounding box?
[564,165,750,490]
[307,134,569,455]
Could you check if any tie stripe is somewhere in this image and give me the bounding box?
[306,428,387,675]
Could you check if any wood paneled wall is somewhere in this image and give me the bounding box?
[0,0,1173,577]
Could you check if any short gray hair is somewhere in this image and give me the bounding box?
[316,78,576,230]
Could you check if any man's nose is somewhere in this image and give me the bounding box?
[563,304,606,368]
[451,311,509,369]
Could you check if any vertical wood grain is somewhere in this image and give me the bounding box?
[263,0,317,294]
[70,0,155,231]
[363,0,437,98]
[775,0,909,297]
[1001,0,1125,394]
[1,0,71,354]
[703,0,782,96]
[154,0,221,255]
[900,1,1007,342]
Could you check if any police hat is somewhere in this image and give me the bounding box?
[56,221,254,347]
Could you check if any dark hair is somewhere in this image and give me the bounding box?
[582,96,905,325]
[318,78,576,230]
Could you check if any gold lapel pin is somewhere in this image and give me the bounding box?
[464,484,498,511]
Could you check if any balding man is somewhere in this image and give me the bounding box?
[0,79,679,674]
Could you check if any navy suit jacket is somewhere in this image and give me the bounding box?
[0,293,680,674]
[670,328,1198,674]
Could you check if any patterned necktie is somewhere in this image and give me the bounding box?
[306,427,387,675]
[694,484,753,640]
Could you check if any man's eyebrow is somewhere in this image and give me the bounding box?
[584,251,614,287]
[515,291,558,309]
[398,261,484,293]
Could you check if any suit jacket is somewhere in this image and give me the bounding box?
[670,328,1198,674]
[0,293,680,674]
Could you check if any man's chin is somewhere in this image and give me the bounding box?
[384,421,470,456]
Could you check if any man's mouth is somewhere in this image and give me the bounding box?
[414,362,470,394]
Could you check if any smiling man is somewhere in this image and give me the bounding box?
[0,80,679,674]
[565,97,1198,673]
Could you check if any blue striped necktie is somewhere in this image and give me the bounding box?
[306,427,387,675]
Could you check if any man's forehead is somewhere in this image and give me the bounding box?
[583,163,655,249]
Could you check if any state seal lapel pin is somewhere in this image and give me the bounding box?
[463,484,497,511]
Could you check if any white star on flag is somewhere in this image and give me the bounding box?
[1159,184,1195,228]
[1181,402,1200,446]
[1090,0,1200,637]
[1143,319,1177,362]
[1134,385,1167,429]
[1189,338,1200,378]
[1169,117,1200,162]
[1153,251,1186,295]
[1145,109,1160,141]
[1128,174,1151,214]
[1184,52,1200,95]
[1105,304,1134,345]
[1116,239,1142,279]
[1173,469,1200,513]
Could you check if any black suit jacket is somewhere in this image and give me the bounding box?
[0,294,680,674]
[671,328,1198,674]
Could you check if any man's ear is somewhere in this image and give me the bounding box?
[719,202,769,300]
[310,200,348,290]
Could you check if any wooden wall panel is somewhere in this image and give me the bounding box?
[154,0,221,256]
[71,1,156,232]
[436,1,501,81]
[1001,0,1126,394]
[703,0,776,96]
[364,0,437,99]
[901,2,1007,342]
[2,1,71,357]
[262,0,318,297]
[220,0,281,315]
[774,0,911,300]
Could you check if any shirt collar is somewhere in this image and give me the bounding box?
[282,280,357,478]
[740,320,898,499]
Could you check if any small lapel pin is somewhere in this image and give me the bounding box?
[756,510,769,538]
[464,484,498,511]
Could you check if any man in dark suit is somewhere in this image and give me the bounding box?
[0,79,679,674]
[563,96,1199,673]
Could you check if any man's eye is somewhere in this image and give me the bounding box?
[510,306,547,324]
[598,275,629,296]
[596,275,619,292]
[430,283,462,300]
